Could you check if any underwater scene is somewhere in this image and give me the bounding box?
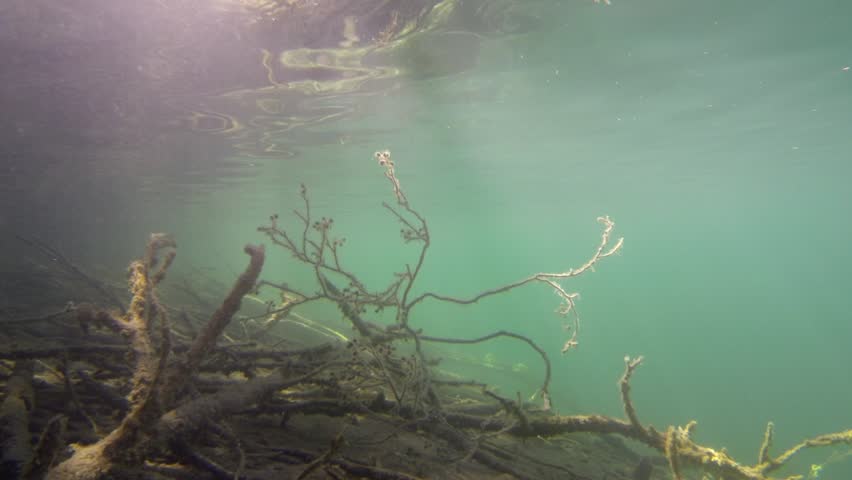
[1,1,851,479]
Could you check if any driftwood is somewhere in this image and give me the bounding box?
[0,151,849,480]
[42,236,269,480]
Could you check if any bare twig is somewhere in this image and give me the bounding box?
[421,330,552,411]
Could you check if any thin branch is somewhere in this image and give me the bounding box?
[408,216,622,351]
[421,330,552,411]
[619,355,649,441]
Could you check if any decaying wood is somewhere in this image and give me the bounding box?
[2,154,850,480]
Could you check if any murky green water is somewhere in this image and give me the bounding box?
[2,0,851,477]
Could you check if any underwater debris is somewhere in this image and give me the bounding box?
[0,151,849,480]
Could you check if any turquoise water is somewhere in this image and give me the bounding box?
[4,0,852,478]
[167,2,852,475]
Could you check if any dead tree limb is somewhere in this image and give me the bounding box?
[156,365,328,442]
[159,244,266,407]
[184,244,265,375]
[45,234,176,480]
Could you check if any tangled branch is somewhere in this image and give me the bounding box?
[0,147,846,480]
